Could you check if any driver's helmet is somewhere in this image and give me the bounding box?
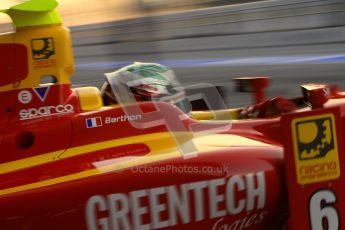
[101,62,191,114]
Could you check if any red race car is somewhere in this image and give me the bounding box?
[0,1,344,229]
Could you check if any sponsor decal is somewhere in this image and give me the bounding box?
[33,59,57,69]
[19,104,74,120]
[212,211,268,230]
[86,117,103,128]
[31,37,55,60]
[84,115,142,128]
[105,115,142,124]
[86,172,266,230]
[33,86,50,102]
[31,37,57,69]
[292,113,340,184]
[18,90,33,104]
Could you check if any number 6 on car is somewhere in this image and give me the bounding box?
[309,190,339,230]
[282,107,345,230]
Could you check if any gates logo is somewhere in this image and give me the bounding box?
[31,37,55,60]
[295,117,334,160]
[292,113,340,184]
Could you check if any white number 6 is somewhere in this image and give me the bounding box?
[309,190,339,230]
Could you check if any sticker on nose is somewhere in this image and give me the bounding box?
[296,117,334,160]
[292,113,340,184]
[31,37,55,60]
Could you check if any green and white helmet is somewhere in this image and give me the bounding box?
[102,62,191,114]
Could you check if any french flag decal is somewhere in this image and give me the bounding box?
[86,117,103,128]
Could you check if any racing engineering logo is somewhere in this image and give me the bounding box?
[296,117,334,160]
[31,38,57,69]
[292,113,340,184]
[31,37,55,60]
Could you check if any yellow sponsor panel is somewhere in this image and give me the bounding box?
[0,25,75,92]
[292,113,340,185]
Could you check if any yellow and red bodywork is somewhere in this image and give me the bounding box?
[0,23,287,229]
[1,14,345,230]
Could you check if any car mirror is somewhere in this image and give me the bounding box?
[233,76,271,104]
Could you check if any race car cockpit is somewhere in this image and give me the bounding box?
[99,63,299,120]
[99,62,336,121]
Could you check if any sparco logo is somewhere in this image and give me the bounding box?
[19,104,74,120]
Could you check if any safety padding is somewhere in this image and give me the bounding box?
[191,109,239,120]
[75,87,103,111]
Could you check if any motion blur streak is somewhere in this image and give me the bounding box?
[57,0,264,26]
[69,0,345,106]
[75,54,345,70]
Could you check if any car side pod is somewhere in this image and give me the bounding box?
[0,0,78,164]
[282,106,345,230]
[233,76,271,104]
